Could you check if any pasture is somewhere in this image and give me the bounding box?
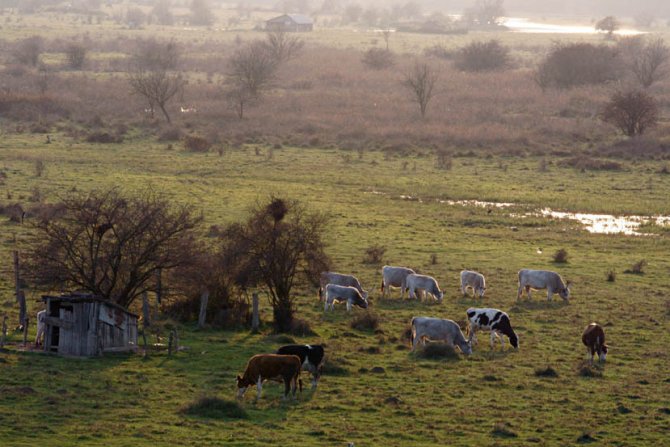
[1,5,670,445]
[0,134,669,446]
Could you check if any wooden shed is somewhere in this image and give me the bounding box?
[266,14,313,32]
[41,293,138,357]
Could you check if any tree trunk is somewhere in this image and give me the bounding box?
[159,103,171,123]
[198,291,209,328]
[251,293,260,332]
[272,302,294,333]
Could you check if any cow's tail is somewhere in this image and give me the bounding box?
[317,286,323,300]
[380,278,385,293]
[410,317,416,347]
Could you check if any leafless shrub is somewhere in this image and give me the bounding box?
[600,89,658,137]
[158,126,182,142]
[595,16,619,39]
[628,37,670,88]
[86,131,123,143]
[363,244,386,264]
[34,159,45,177]
[12,36,43,67]
[436,149,453,170]
[183,135,211,152]
[535,43,621,90]
[624,259,647,274]
[351,312,380,331]
[454,40,510,72]
[362,48,395,70]
[552,248,568,263]
[225,40,277,119]
[402,61,438,118]
[606,270,616,282]
[65,43,87,70]
[263,29,303,63]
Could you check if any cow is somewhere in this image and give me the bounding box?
[381,265,416,299]
[406,274,444,302]
[466,308,519,350]
[324,284,368,311]
[410,316,472,355]
[582,323,608,364]
[460,270,486,298]
[236,354,302,401]
[276,344,325,389]
[517,269,571,302]
[318,272,368,302]
[35,310,46,347]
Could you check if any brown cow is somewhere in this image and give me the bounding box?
[236,354,302,401]
[582,323,608,364]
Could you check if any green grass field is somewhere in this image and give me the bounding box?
[1,132,669,446]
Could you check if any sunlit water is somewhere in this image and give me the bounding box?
[503,17,645,36]
[365,190,668,235]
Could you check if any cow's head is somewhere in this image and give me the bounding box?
[236,375,248,398]
[559,282,571,301]
[459,339,473,355]
[599,344,608,362]
[355,294,368,309]
[361,290,369,301]
[509,332,519,350]
[436,290,444,302]
[478,287,486,298]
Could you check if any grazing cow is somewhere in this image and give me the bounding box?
[277,344,325,389]
[460,270,486,298]
[466,308,519,350]
[236,354,302,401]
[406,274,444,302]
[381,265,416,299]
[318,272,368,302]
[324,284,368,311]
[35,310,46,347]
[410,316,472,355]
[582,323,608,364]
[517,269,571,302]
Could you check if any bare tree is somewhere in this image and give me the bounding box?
[225,40,277,119]
[464,0,505,26]
[402,61,438,118]
[128,39,185,123]
[13,36,43,67]
[631,37,670,88]
[596,16,619,39]
[263,29,304,64]
[600,89,659,137]
[26,188,201,308]
[65,43,87,70]
[221,198,330,332]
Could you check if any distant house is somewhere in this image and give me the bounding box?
[266,14,313,32]
[41,293,138,357]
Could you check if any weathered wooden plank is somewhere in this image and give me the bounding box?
[43,316,73,330]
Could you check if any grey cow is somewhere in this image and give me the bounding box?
[410,316,472,354]
[381,265,416,299]
[517,269,571,302]
[318,272,368,302]
[406,274,444,302]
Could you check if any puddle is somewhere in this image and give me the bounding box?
[364,189,668,235]
[503,17,644,36]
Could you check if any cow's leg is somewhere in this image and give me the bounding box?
[525,286,531,300]
[256,376,263,401]
[346,300,352,312]
[517,285,523,299]
[547,287,553,301]
[324,298,329,312]
[461,283,466,297]
[283,377,290,400]
[489,331,496,350]
[499,332,505,349]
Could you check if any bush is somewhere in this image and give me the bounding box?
[12,36,43,67]
[423,44,455,60]
[600,89,658,137]
[181,397,247,419]
[183,135,211,152]
[558,156,622,171]
[158,126,183,142]
[85,131,123,143]
[416,343,459,360]
[535,43,621,89]
[606,270,616,282]
[624,259,647,274]
[361,48,395,70]
[363,244,386,264]
[65,44,87,70]
[454,40,510,72]
[351,312,380,331]
[534,366,559,377]
[552,248,569,263]
[436,150,453,170]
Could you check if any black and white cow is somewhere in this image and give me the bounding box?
[276,344,326,389]
[466,307,519,350]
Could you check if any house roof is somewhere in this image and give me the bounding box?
[266,14,313,25]
[42,292,139,318]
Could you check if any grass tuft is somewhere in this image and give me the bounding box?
[351,312,380,331]
[624,259,647,274]
[577,432,597,443]
[491,422,518,438]
[534,366,559,378]
[578,365,603,378]
[181,397,247,419]
[552,248,569,263]
[416,343,459,360]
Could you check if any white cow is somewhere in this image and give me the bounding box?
[318,272,368,302]
[35,310,46,346]
[517,269,570,302]
[381,265,415,299]
[466,307,519,350]
[406,274,444,302]
[460,270,486,298]
[324,284,368,312]
[410,317,472,354]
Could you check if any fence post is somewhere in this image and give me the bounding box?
[22,317,29,347]
[0,315,7,349]
[14,251,24,328]
[198,291,209,328]
[251,293,260,332]
[142,292,151,328]
[155,269,162,305]
[168,330,174,356]
[17,290,26,330]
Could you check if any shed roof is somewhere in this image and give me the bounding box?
[42,292,138,318]
[266,14,313,25]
